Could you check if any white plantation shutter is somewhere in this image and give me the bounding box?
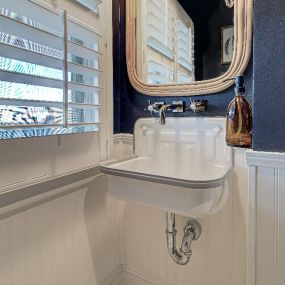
[146,0,174,60]
[147,58,175,84]
[145,0,175,84]
[142,0,194,84]
[176,20,194,82]
[0,0,104,139]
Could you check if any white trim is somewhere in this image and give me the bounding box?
[100,265,123,285]
[0,162,100,194]
[246,150,285,168]
[123,265,172,285]
[103,0,114,160]
[0,176,99,219]
[113,134,134,145]
[0,164,101,217]
[247,164,257,285]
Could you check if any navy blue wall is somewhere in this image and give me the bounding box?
[252,0,285,152]
[113,0,285,153]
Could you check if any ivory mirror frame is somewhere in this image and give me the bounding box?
[126,0,253,96]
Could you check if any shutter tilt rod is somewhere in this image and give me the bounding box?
[63,10,69,128]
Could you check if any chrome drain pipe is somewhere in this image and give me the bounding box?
[166,212,202,266]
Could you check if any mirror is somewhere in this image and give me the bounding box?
[136,0,235,84]
[126,0,253,96]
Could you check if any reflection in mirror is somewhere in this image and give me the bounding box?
[136,0,234,85]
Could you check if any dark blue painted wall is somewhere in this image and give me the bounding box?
[177,0,234,80]
[113,0,285,153]
[252,0,285,152]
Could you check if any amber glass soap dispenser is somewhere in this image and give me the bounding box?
[226,75,252,148]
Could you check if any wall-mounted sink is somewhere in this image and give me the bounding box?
[101,117,232,217]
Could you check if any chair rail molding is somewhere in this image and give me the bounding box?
[247,150,285,168]
[247,150,285,285]
[0,164,101,217]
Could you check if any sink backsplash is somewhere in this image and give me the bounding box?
[134,117,232,180]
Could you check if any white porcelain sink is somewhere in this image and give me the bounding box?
[101,117,232,217]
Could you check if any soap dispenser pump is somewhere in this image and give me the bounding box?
[226,75,252,148]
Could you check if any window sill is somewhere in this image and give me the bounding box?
[0,163,101,216]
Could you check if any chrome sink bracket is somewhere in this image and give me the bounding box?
[166,212,202,266]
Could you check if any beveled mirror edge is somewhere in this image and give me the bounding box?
[126,0,253,96]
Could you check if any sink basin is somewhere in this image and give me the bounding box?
[101,117,232,217]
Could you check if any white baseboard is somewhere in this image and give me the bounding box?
[101,265,124,285]
[103,265,173,285]
[122,266,172,285]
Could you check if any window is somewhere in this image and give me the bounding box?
[0,0,104,139]
[138,0,195,84]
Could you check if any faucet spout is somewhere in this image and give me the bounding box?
[159,105,169,125]
[145,101,184,125]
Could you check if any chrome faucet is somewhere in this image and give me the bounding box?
[145,100,165,116]
[159,104,169,125]
[145,100,184,125]
[145,99,207,125]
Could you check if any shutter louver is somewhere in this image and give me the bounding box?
[146,0,174,60]
[74,0,102,14]
[177,20,194,73]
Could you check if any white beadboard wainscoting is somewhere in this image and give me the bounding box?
[113,134,248,285]
[0,171,124,285]
[247,151,285,285]
[0,133,248,285]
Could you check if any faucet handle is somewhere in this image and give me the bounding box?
[144,101,165,116]
[144,100,165,116]
[144,100,153,115]
[144,100,152,110]
[187,98,207,115]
